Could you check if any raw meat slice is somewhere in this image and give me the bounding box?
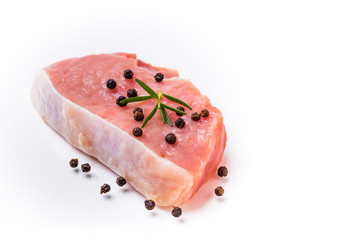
[31,53,227,206]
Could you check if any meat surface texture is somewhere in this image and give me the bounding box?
[31,53,227,206]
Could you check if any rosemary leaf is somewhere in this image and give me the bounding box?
[120,95,152,104]
[161,106,173,127]
[135,79,158,99]
[159,107,166,124]
[162,93,192,110]
[141,106,158,128]
[161,103,186,115]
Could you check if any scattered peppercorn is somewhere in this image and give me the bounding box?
[144,199,156,210]
[124,69,134,79]
[191,112,201,121]
[165,133,176,144]
[176,106,185,116]
[133,107,143,114]
[171,207,182,218]
[215,186,224,196]
[69,158,78,168]
[116,176,127,187]
[81,163,91,173]
[175,118,185,129]
[133,127,143,137]
[100,184,111,194]
[200,109,209,118]
[154,73,164,82]
[116,96,127,107]
[217,166,228,177]
[106,79,117,89]
[134,111,144,121]
[127,88,138,98]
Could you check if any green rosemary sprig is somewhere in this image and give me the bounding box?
[162,93,192,110]
[120,95,153,103]
[135,79,158,99]
[142,104,158,127]
[160,105,173,127]
[119,79,192,128]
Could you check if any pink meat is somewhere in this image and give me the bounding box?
[31,53,226,206]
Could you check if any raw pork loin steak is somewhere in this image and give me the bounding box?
[31,53,227,206]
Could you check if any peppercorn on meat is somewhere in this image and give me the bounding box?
[31,53,227,206]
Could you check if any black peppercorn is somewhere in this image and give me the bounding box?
[176,106,185,116]
[165,133,176,144]
[175,118,185,129]
[124,69,134,79]
[106,79,117,89]
[116,176,126,187]
[133,107,143,114]
[69,158,78,168]
[134,111,144,121]
[116,96,127,107]
[191,112,201,121]
[144,199,156,210]
[127,88,138,98]
[81,163,91,173]
[133,127,143,137]
[171,207,182,218]
[154,73,164,82]
[217,166,228,177]
[200,109,209,118]
[100,184,111,194]
[215,186,224,196]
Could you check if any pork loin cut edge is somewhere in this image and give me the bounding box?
[31,70,194,206]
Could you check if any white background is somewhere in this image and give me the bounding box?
[0,0,359,239]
